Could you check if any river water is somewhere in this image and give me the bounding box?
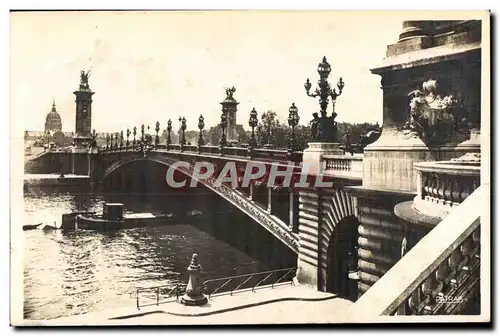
[22,190,272,320]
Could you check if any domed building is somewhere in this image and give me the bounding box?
[44,100,62,132]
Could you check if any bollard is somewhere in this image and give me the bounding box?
[180,253,208,306]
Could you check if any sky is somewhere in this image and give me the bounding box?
[11,11,404,133]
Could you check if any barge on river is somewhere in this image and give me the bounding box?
[62,203,181,231]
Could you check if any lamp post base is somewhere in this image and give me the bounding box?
[302,142,344,174]
[180,293,208,306]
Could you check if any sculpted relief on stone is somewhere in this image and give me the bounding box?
[403,79,469,144]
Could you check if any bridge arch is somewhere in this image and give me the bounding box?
[102,153,183,183]
[99,152,299,253]
[319,189,359,298]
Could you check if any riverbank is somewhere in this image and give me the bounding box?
[24,174,90,188]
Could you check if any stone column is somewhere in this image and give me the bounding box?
[398,21,432,41]
[220,87,239,144]
[73,73,94,150]
[366,20,481,193]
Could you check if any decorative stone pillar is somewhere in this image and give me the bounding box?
[302,143,344,175]
[220,86,239,144]
[398,21,431,41]
[73,69,94,150]
[181,253,208,306]
[366,20,482,193]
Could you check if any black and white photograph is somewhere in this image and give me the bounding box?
[9,10,491,326]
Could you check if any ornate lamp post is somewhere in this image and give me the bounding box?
[120,130,124,150]
[304,56,345,143]
[132,126,137,149]
[219,111,227,155]
[141,124,145,143]
[248,108,258,157]
[179,117,187,151]
[198,114,205,152]
[167,119,172,150]
[126,128,130,148]
[109,133,114,149]
[287,103,300,159]
[155,121,160,148]
[106,133,110,150]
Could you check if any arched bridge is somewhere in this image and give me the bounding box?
[93,143,364,294]
[26,141,368,297]
[94,143,358,247]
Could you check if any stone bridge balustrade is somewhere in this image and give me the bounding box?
[322,155,363,176]
[99,142,303,163]
[413,157,480,219]
[345,185,485,318]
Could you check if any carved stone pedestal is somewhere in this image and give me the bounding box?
[302,142,344,175]
[71,143,91,176]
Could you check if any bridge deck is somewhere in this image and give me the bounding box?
[34,285,353,325]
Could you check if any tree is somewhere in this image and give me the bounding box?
[256,110,281,147]
[204,124,249,146]
[235,125,250,143]
[160,129,179,144]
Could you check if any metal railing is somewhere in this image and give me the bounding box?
[134,267,297,310]
[202,267,297,299]
[135,283,181,310]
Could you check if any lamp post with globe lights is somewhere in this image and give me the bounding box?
[248,108,259,157]
[219,112,227,155]
[179,117,187,152]
[166,119,172,150]
[287,103,300,160]
[304,56,344,143]
[198,115,205,152]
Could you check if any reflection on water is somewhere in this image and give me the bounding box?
[23,192,268,320]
